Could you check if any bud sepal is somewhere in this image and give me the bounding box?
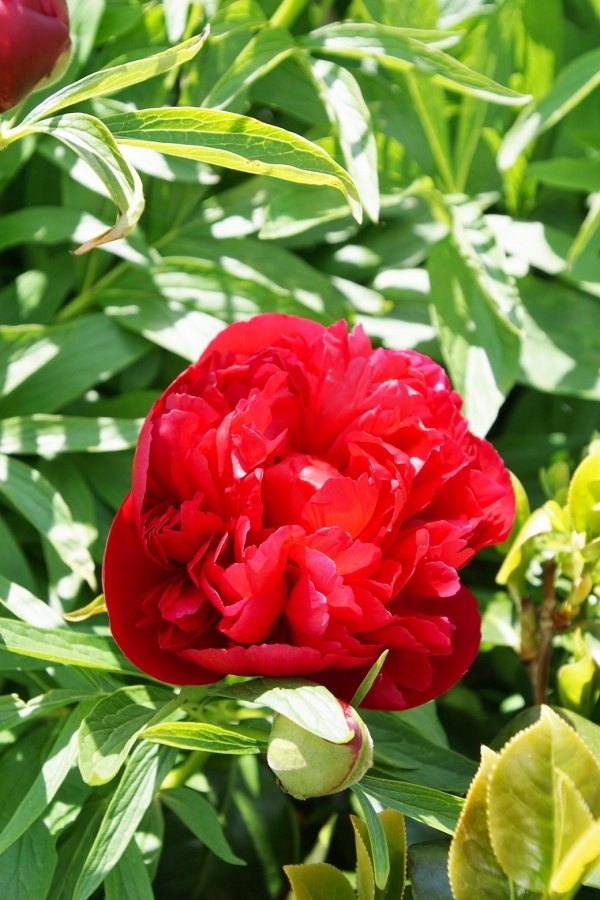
[267,700,373,800]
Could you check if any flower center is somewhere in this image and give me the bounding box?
[261,453,340,528]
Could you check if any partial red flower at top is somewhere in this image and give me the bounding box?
[104,314,515,710]
[0,0,70,113]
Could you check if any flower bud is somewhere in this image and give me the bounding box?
[0,0,71,113]
[267,701,373,800]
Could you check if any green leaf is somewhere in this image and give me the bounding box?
[351,785,391,891]
[351,651,389,709]
[0,818,57,900]
[0,414,142,456]
[303,23,530,105]
[0,617,140,674]
[427,199,522,436]
[161,787,245,865]
[284,863,356,900]
[360,776,463,835]
[517,277,600,401]
[568,450,600,537]
[0,315,148,418]
[73,742,176,900]
[106,107,362,220]
[103,839,154,900]
[362,711,476,793]
[527,157,600,193]
[0,575,65,628]
[487,706,600,892]
[308,58,380,222]
[207,677,353,743]
[203,26,297,109]
[448,746,514,899]
[0,700,95,855]
[352,815,375,900]
[78,686,175,785]
[141,720,266,754]
[46,796,107,900]
[0,454,96,589]
[498,47,600,170]
[21,29,210,126]
[378,809,407,900]
[0,206,152,263]
[552,821,600,895]
[408,841,453,900]
[0,689,96,732]
[29,114,145,254]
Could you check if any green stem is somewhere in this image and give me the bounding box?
[269,0,310,30]
[160,749,209,790]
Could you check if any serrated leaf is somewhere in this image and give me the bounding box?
[105,107,362,220]
[0,454,96,588]
[207,677,352,743]
[0,617,140,674]
[568,450,600,537]
[487,706,600,892]
[351,816,375,900]
[78,686,175,785]
[378,809,407,900]
[21,29,210,126]
[142,720,266,754]
[161,787,245,865]
[284,863,356,900]
[73,742,176,900]
[498,47,600,170]
[360,776,462,835]
[303,23,530,105]
[552,820,600,895]
[449,746,522,899]
[29,114,145,254]
[0,700,96,855]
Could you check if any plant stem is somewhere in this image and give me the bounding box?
[530,561,557,706]
[269,0,310,30]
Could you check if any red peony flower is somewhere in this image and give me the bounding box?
[104,314,514,710]
[0,0,70,113]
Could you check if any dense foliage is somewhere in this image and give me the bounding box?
[0,0,599,897]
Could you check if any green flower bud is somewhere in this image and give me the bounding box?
[267,700,373,800]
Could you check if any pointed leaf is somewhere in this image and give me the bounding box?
[106,108,361,220]
[22,29,210,125]
[142,720,266,754]
[303,23,530,105]
[351,784,390,891]
[30,114,145,254]
[487,706,600,892]
[73,742,176,900]
[284,863,356,900]
[207,677,352,743]
[498,47,600,170]
[161,787,245,865]
[360,776,462,834]
[78,686,175,785]
[0,453,96,588]
[203,27,297,109]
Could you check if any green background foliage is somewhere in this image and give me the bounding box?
[0,0,599,896]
